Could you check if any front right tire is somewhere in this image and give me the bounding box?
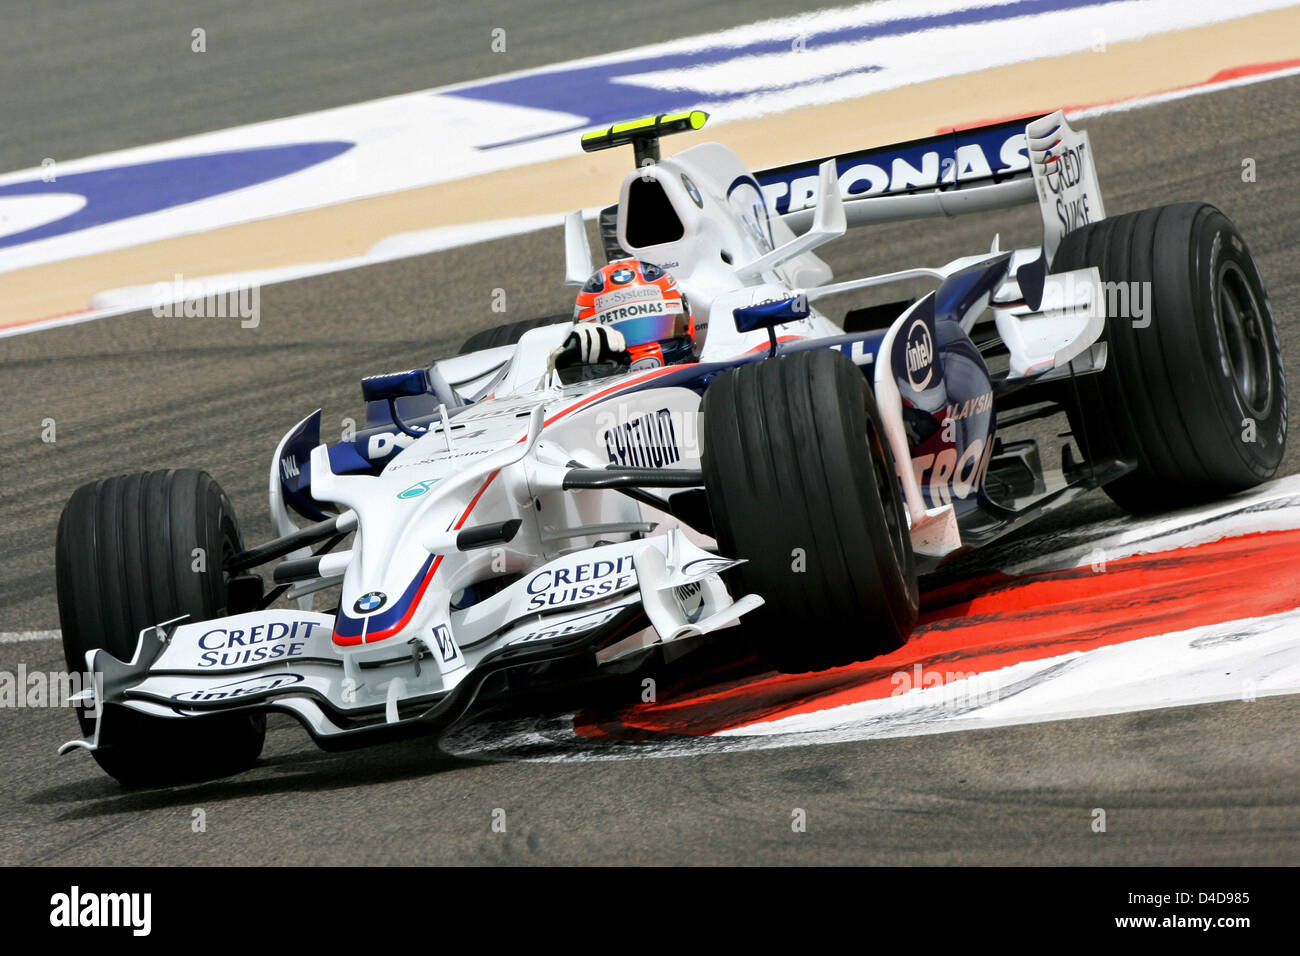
[56,469,266,787]
[1053,202,1286,512]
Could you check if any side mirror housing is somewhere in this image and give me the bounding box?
[361,368,431,403]
[732,294,810,334]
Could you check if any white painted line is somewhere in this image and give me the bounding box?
[998,473,1300,576]
[720,608,1300,742]
[0,631,61,644]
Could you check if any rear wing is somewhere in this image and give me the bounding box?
[586,108,1105,285]
[763,111,1105,263]
[760,115,1035,225]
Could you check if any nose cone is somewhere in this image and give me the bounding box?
[354,591,387,614]
[334,553,439,647]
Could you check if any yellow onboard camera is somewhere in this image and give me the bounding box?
[580,110,709,167]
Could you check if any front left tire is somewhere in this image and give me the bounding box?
[701,349,918,672]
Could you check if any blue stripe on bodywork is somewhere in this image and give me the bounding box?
[934,255,1014,325]
[333,553,436,640]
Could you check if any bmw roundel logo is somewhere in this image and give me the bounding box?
[610,266,635,284]
[681,173,703,208]
[354,591,387,614]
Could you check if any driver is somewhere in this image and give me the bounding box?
[551,259,697,382]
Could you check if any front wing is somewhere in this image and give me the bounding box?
[60,529,761,754]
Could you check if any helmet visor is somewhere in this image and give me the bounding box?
[602,306,688,348]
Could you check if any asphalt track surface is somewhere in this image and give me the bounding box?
[3,13,1300,864]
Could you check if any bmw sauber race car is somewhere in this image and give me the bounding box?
[56,109,1285,785]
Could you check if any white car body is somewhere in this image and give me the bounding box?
[63,109,1111,754]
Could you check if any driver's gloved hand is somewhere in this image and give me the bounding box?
[554,323,632,370]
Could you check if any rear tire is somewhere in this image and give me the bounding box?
[1053,202,1286,512]
[56,469,266,787]
[458,314,570,354]
[702,349,918,672]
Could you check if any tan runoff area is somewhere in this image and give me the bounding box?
[2,5,1298,331]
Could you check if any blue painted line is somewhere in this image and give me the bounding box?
[476,65,885,150]
[448,0,1119,148]
[0,142,353,249]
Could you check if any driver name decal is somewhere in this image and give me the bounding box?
[602,407,682,468]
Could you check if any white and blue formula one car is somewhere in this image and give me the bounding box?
[55,110,1285,785]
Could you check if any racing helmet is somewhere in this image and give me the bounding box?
[573,259,696,369]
